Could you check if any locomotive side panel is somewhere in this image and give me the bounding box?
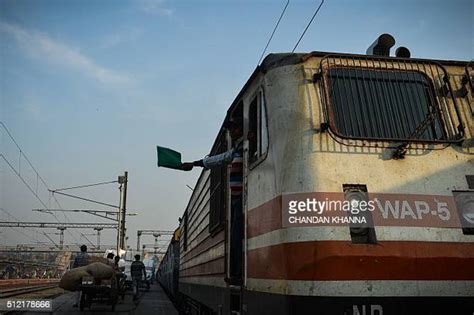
[178,169,228,312]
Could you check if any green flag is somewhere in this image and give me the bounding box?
[157,146,183,170]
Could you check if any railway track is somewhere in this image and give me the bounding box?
[0,283,59,298]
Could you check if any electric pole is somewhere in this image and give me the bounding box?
[94,227,103,250]
[57,227,66,250]
[153,233,160,255]
[117,171,128,252]
[137,231,142,251]
[136,230,174,251]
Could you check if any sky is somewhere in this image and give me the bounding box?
[1,0,473,250]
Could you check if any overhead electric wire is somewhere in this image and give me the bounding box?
[80,233,95,248]
[291,0,325,52]
[257,0,290,65]
[2,122,79,242]
[43,232,59,247]
[1,122,59,199]
[1,154,81,244]
[1,122,69,215]
[52,180,118,192]
[1,154,50,210]
[50,190,119,209]
[1,122,82,244]
[1,123,121,246]
[0,207,47,243]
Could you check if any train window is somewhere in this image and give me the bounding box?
[249,90,268,164]
[209,132,227,234]
[325,68,447,142]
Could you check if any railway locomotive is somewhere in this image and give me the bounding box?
[157,34,474,314]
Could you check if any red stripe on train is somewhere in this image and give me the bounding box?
[247,241,474,280]
[247,196,282,238]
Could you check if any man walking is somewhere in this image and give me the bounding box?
[72,245,89,307]
[131,254,146,301]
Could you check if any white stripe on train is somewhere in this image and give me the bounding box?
[246,278,474,297]
[178,277,474,297]
[247,226,472,251]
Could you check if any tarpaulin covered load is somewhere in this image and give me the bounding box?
[89,256,109,264]
[59,266,89,291]
[59,262,114,291]
[86,262,114,280]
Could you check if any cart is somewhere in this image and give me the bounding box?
[78,275,118,311]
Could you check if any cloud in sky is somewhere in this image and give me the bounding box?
[100,27,144,49]
[0,22,131,85]
[139,0,173,16]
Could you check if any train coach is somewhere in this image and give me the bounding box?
[158,34,474,315]
[157,228,180,300]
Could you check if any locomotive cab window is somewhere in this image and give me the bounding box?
[249,90,268,164]
[324,67,448,142]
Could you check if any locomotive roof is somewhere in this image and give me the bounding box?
[225,51,470,118]
[261,51,470,70]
